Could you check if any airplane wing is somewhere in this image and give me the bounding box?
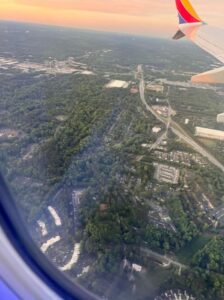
[173,0,224,84]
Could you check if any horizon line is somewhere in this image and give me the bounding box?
[0,18,173,41]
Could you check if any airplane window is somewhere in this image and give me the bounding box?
[0,280,19,300]
[0,1,224,299]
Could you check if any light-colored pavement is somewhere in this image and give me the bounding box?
[138,65,224,173]
[148,132,167,152]
[148,88,171,152]
[141,247,187,272]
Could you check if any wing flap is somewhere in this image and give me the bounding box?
[192,66,224,84]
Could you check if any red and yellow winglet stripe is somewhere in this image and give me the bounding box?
[176,0,202,24]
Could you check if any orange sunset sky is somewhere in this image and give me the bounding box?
[0,0,224,37]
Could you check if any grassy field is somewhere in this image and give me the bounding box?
[197,138,218,149]
[176,235,212,265]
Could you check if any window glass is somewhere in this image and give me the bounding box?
[1,2,224,299]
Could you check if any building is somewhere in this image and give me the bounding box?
[195,127,224,141]
[99,203,108,212]
[152,105,169,117]
[154,164,180,184]
[130,86,139,94]
[105,80,129,89]
[155,290,196,300]
[132,264,142,272]
[146,83,164,93]
[152,126,162,134]
[217,112,224,123]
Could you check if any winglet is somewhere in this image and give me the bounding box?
[175,0,203,24]
[173,0,204,39]
[173,29,185,40]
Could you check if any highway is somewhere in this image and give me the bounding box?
[138,65,224,173]
[148,88,171,152]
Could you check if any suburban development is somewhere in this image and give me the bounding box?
[1,21,224,300]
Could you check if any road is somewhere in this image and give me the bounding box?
[148,88,171,152]
[138,65,224,173]
[148,132,167,152]
[141,247,187,274]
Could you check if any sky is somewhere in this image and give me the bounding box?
[0,0,224,37]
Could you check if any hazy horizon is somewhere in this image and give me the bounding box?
[0,19,177,41]
[0,0,224,38]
